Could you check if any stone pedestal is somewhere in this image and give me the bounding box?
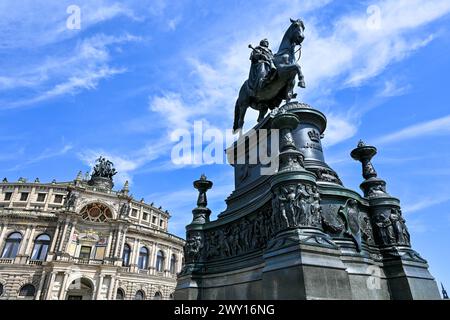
[88,176,113,190]
[174,276,203,300]
[262,229,352,300]
[175,102,441,301]
[379,247,441,300]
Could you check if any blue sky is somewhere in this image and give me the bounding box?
[1,0,450,295]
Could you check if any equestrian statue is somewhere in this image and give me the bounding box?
[233,18,306,133]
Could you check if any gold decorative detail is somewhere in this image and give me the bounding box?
[80,203,112,222]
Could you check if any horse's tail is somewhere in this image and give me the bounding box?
[233,99,240,133]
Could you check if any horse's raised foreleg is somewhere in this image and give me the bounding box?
[257,106,268,123]
[296,64,305,88]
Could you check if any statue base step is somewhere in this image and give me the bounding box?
[261,228,352,300]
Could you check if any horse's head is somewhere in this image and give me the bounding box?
[277,18,305,56]
[289,18,305,46]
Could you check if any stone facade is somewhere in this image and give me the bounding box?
[0,170,184,300]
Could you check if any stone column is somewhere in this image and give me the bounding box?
[116,226,126,260]
[165,247,172,276]
[63,221,76,252]
[26,186,35,210]
[25,226,37,257]
[96,274,104,299]
[35,271,47,300]
[58,272,69,300]
[56,219,69,253]
[8,186,18,208]
[149,243,157,273]
[105,230,113,261]
[50,222,61,253]
[113,228,122,258]
[0,223,8,252]
[133,238,140,268]
[107,276,115,300]
[108,229,117,258]
[18,226,31,256]
[45,272,57,300]
[44,188,54,211]
[111,278,120,300]
[176,253,183,273]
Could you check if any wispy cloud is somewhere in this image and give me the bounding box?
[0,1,138,49]
[7,144,73,171]
[375,114,450,145]
[378,79,412,97]
[1,33,140,109]
[0,0,143,109]
[403,195,450,214]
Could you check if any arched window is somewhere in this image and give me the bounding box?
[170,254,177,274]
[138,247,149,270]
[80,203,112,222]
[19,284,35,297]
[154,291,162,300]
[0,283,3,296]
[156,250,165,272]
[31,234,51,261]
[1,232,22,259]
[116,288,125,300]
[122,244,131,267]
[134,290,145,300]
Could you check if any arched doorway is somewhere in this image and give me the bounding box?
[65,277,94,300]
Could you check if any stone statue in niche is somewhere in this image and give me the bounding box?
[272,188,290,229]
[263,208,274,239]
[272,183,322,231]
[184,232,203,263]
[375,214,396,246]
[218,228,231,257]
[361,215,374,244]
[207,231,220,258]
[308,185,322,227]
[64,189,78,210]
[338,199,362,251]
[119,202,131,218]
[239,218,251,249]
[230,226,243,256]
[390,208,410,246]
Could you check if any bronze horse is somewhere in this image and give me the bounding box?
[233,19,306,133]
